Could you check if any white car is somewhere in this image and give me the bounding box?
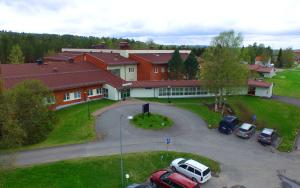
[170,158,211,183]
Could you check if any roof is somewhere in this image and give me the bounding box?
[131,80,200,88]
[255,56,263,61]
[44,52,83,62]
[89,52,137,65]
[262,128,274,135]
[185,159,209,171]
[131,53,189,64]
[240,123,253,130]
[248,80,272,88]
[249,64,274,73]
[0,61,125,91]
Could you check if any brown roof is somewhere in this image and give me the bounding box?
[248,80,272,88]
[0,61,125,91]
[131,53,189,64]
[255,56,263,61]
[249,64,273,73]
[44,52,83,62]
[131,80,201,88]
[88,52,137,65]
[131,79,272,89]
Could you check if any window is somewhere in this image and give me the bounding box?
[109,69,121,77]
[64,93,70,101]
[88,89,93,96]
[187,166,194,173]
[45,96,56,104]
[96,88,102,95]
[74,91,81,99]
[179,164,187,169]
[154,66,158,73]
[195,170,202,176]
[128,67,134,72]
[161,67,165,73]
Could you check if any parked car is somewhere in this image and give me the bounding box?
[258,128,277,145]
[170,158,211,183]
[236,123,256,139]
[218,115,239,134]
[150,170,200,188]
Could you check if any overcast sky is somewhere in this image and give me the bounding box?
[1,0,300,49]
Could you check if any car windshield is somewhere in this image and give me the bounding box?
[178,159,187,164]
[203,168,211,176]
[160,172,171,180]
[260,133,271,137]
[239,128,248,132]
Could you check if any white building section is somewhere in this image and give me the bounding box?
[107,64,137,81]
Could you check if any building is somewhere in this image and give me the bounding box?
[0,48,274,109]
[249,64,276,78]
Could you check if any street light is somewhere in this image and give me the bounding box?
[167,86,171,103]
[120,114,133,187]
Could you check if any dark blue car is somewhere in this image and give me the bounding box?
[218,115,239,134]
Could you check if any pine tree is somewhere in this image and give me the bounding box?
[168,49,183,80]
[276,48,283,68]
[184,52,199,80]
[8,44,24,64]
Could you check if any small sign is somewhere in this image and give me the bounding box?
[142,103,149,114]
[165,137,171,145]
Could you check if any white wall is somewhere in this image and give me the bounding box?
[263,69,276,78]
[103,84,120,100]
[255,84,273,98]
[107,64,137,81]
[130,88,158,98]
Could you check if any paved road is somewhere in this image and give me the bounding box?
[1,103,300,188]
[272,95,300,108]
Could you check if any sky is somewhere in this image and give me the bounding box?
[1,0,300,49]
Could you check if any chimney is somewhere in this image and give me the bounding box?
[53,67,58,72]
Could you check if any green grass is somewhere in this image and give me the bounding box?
[141,98,222,129]
[267,68,300,99]
[131,113,173,130]
[0,151,220,188]
[141,96,300,152]
[13,99,116,151]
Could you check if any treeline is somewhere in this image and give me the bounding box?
[0,31,154,64]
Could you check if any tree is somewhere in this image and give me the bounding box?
[184,52,199,80]
[240,47,251,64]
[9,80,55,145]
[201,30,248,112]
[8,44,24,64]
[168,49,183,80]
[281,48,295,68]
[276,48,283,68]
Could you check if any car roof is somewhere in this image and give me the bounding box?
[185,159,209,171]
[169,173,198,186]
[262,128,274,135]
[240,123,253,130]
[223,115,238,123]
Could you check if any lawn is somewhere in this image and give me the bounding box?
[267,68,300,99]
[22,99,116,150]
[0,151,220,188]
[141,96,300,152]
[131,113,173,130]
[144,98,222,129]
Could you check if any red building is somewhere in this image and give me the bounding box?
[129,53,189,80]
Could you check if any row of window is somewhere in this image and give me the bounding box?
[64,88,102,101]
[154,66,165,73]
[158,87,208,96]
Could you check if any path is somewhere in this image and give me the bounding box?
[272,95,300,108]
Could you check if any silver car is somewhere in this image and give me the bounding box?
[236,123,256,138]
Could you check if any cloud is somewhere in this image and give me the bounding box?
[1,0,300,48]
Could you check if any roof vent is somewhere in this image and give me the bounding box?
[53,67,58,72]
[68,59,74,63]
[36,58,43,65]
[155,54,160,57]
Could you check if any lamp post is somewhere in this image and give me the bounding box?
[120,114,133,187]
[167,86,171,103]
[84,91,90,120]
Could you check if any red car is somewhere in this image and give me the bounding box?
[150,170,200,188]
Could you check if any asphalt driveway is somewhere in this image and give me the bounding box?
[1,103,300,188]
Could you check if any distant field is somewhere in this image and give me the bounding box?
[267,68,300,99]
[142,96,300,152]
[0,151,220,188]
